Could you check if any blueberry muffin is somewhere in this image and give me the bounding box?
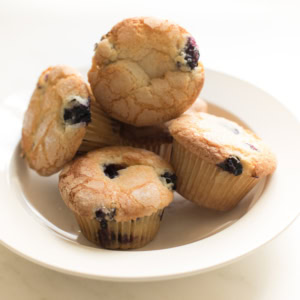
[88,17,205,127]
[58,147,176,249]
[21,65,120,176]
[169,112,277,211]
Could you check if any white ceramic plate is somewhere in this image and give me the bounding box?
[0,69,299,282]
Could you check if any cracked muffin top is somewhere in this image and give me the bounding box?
[169,112,277,178]
[22,65,92,176]
[58,147,176,222]
[88,17,205,127]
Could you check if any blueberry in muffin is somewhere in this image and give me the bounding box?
[58,146,176,249]
[169,112,277,211]
[88,17,205,127]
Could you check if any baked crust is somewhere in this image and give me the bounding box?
[58,147,175,222]
[169,112,277,178]
[21,65,92,176]
[88,17,205,126]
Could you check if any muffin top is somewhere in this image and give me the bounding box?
[22,65,92,176]
[88,17,205,126]
[169,112,277,178]
[59,147,176,222]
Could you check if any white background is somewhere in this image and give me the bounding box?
[0,0,299,299]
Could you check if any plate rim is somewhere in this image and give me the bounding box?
[0,68,299,281]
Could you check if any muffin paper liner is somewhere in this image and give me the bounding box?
[79,101,121,152]
[171,140,259,211]
[120,140,172,162]
[75,210,164,249]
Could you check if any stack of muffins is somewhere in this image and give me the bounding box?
[21,17,277,250]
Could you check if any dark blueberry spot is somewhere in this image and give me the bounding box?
[110,231,116,241]
[95,208,116,221]
[120,234,133,244]
[64,104,91,125]
[63,101,91,125]
[37,84,42,89]
[217,156,243,176]
[183,37,200,70]
[161,172,177,190]
[100,219,108,229]
[98,229,110,245]
[96,208,117,246]
[98,229,135,247]
[63,109,72,120]
[246,143,259,151]
[103,164,127,179]
[110,232,134,244]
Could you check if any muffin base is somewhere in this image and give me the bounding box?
[171,140,259,211]
[75,210,164,249]
[79,100,121,152]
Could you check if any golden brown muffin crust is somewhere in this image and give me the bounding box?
[22,65,92,176]
[59,147,175,222]
[169,112,277,178]
[88,17,205,126]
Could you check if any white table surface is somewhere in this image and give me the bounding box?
[0,0,299,299]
